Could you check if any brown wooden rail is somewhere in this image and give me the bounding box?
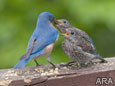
[0,57,115,86]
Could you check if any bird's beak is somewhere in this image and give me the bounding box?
[61,32,69,36]
[55,20,65,25]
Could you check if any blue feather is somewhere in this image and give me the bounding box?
[83,36,95,46]
[14,59,27,69]
[14,49,44,68]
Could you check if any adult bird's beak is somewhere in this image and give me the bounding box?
[55,20,65,25]
[61,32,69,36]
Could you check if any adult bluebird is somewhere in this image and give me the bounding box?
[14,12,58,68]
[56,19,107,66]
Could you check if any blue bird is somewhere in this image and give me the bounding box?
[14,12,58,68]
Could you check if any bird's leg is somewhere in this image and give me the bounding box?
[34,59,41,66]
[47,56,56,68]
[60,61,76,66]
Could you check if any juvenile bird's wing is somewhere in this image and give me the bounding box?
[74,27,95,46]
[72,27,97,54]
[83,36,96,48]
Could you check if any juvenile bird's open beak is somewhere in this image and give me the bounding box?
[55,20,65,25]
[61,32,69,36]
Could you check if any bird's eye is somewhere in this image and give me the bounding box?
[63,21,67,24]
[71,32,74,35]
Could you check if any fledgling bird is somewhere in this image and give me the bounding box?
[14,12,58,68]
[56,19,107,66]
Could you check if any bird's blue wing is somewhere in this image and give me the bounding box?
[83,36,95,47]
[83,35,97,54]
[27,27,58,56]
[75,27,96,49]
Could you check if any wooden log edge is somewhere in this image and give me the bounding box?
[0,57,115,86]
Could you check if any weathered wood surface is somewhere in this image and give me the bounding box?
[0,57,115,86]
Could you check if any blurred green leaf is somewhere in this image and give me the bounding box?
[0,0,115,69]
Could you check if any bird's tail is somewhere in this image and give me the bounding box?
[14,57,31,69]
[14,50,44,69]
[96,54,107,63]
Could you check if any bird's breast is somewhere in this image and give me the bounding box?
[44,42,55,57]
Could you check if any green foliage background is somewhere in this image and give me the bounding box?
[0,0,115,69]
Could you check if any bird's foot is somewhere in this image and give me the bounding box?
[60,61,76,67]
[60,63,72,67]
[84,60,94,66]
[34,59,42,67]
[36,64,43,67]
[48,61,56,69]
[51,64,56,69]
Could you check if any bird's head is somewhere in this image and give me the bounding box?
[62,28,79,43]
[38,12,56,26]
[61,28,77,38]
[60,28,77,43]
[55,19,71,33]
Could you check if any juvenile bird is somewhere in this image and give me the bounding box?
[56,19,107,66]
[14,12,58,68]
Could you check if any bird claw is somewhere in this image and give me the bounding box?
[60,63,68,67]
[48,61,56,69]
[60,63,72,67]
[51,64,56,69]
[60,61,76,67]
[36,64,43,67]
